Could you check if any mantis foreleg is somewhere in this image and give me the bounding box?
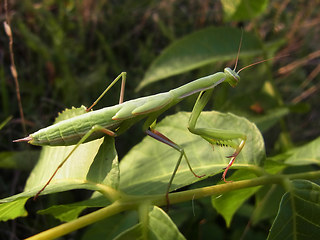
[188,90,247,182]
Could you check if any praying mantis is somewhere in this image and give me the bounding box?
[14,40,269,206]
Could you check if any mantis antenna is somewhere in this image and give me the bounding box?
[237,55,289,74]
[233,30,243,72]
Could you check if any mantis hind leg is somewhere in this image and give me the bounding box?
[188,90,247,182]
[87,72,127,111]
[34,125,116,199]
[146,128,205,209]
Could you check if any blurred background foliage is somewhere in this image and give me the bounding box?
[0,0,319,239]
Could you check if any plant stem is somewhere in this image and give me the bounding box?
[25,201,131,240]
[169,170,320,204]
[26,170,320,239]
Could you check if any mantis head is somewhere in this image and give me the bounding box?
[224,67,239,88]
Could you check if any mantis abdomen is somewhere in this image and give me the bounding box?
[31,106,121,146]
[27,91,177,146]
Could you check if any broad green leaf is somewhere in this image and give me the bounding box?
[38,194,110,222]
[221,0,269,21]
[213,158,287,226]
[113,224,144,240]
[251,184,285,225]
[250,107,290,133]
[0,197,28,221]
[136,27,263,91]
[267,180,320,240]
[222,104,290,134]
[114,206,185,240]
[82,211,138,240]
[86,137,119,189]
[120,111,265,196]
[0,107,118,204]
[24,136,113,196]
[211,158,286,226]
[284,136,320,165]
[40,205,87,223]
[55,106,89,121]
[263,158,287,175]
[211,170,261,227]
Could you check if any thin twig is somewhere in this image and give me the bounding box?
[4,0,26,135]
[292,81,320,104]
[277,50,320,75]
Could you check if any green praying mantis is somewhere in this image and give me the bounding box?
[14,40,271,206]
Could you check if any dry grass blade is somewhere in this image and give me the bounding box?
[4,0,26,135]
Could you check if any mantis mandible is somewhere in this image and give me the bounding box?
[14,41,268,205]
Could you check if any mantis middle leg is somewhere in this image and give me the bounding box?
[145,119,205,208]
[188,89,247,182]
[87,72,127,111]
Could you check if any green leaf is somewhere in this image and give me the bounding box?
[221,0,269,21]
[250,107,290,133]
[87,136,120,189]
[38,194,110,222]
[251,184,285,225]
[248,158,287,224]
[114,206,185,240]
[55,106,88,121]
[120,111,265,196]
[136,27,263,91]
[242,159,286,225]
[211,170,261,227]
[82,211,138,240]
[23,106,119,195]
[40,205,87,223]
[263,158,287,175]
[267,180,320,240]
[23,136,107,195]
[284,136,320,166]
[0,197,29,221]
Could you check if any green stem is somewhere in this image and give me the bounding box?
[26,170,320,240]
[25,201,132,240]
[169,170,320,204]
[95,183,123,202]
